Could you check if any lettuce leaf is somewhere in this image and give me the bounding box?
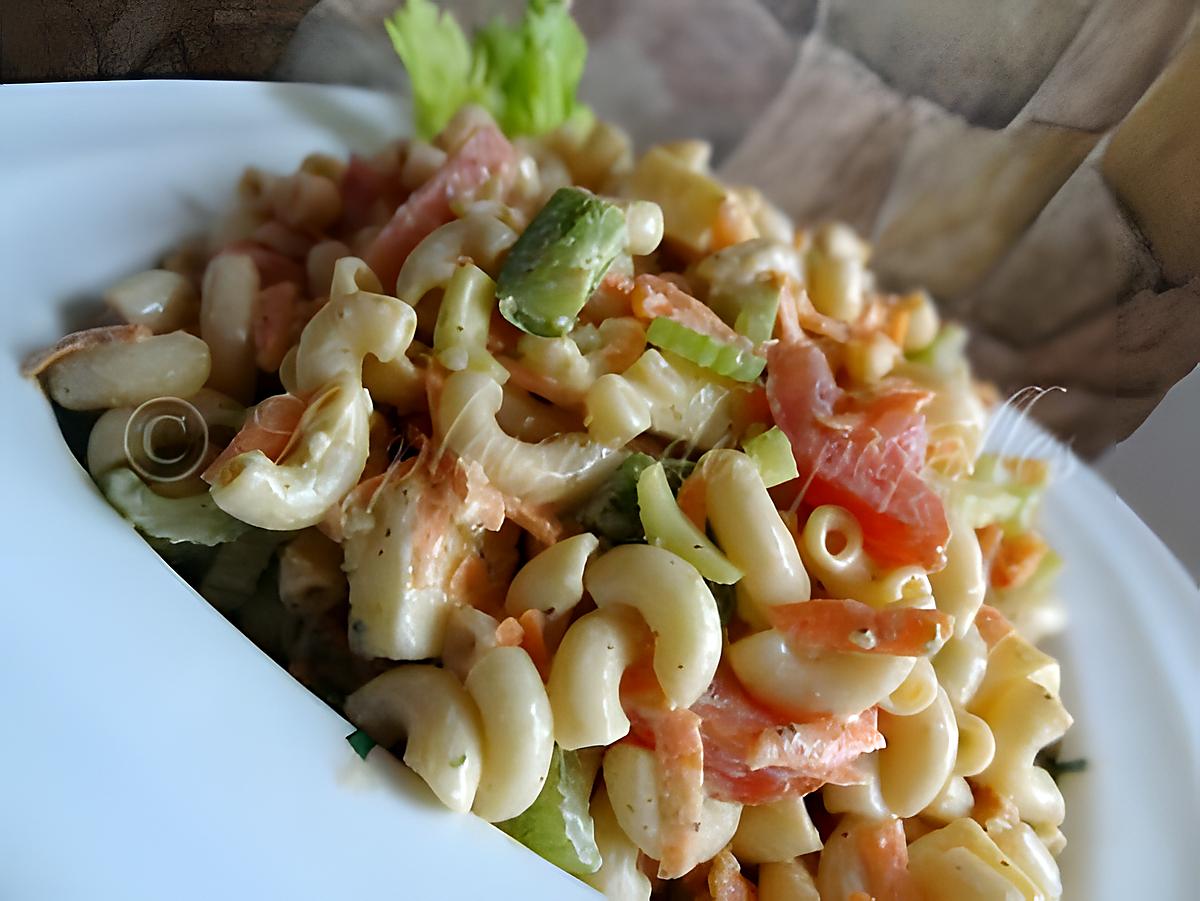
[496,745,601,876]
[98,467,251,546]
[385,0,589,139]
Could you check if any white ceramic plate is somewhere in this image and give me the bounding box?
[1,81,1197,900]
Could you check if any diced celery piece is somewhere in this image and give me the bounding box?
[496,746,602,876]
[742,426,799,488]
[497,187,626,337]
[709,278,782,345]
[99,467,250,546]
[637,461,742,585]
[907,322,968,373]
[645,316,765,382]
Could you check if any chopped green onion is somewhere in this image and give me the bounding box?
[346,729,377,760]
[645,317,765,382]
[637,461,742,585]
[742,426,799,488]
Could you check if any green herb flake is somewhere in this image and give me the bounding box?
[346,728,377,761]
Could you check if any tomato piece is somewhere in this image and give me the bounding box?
[621,662,883,805]
[767,338,949,570]
[769,599,953,656]
[363,122,514,291]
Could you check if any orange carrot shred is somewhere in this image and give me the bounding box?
[769,599,953,656]
[974,604,1014,648]
[990,532,1048,590]
[675,471,709,531]
[631,274,741,344]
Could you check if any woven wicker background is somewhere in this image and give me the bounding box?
[5,0,1199,457]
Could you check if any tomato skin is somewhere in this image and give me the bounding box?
[621,663,883,805]
[363,122,514,291]
[766,339,949,570]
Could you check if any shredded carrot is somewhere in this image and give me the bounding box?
[990,532,1048,590]
[450,554,498,613]
[202,392,307,483]
[744,707,885,773]
[970,781,1019,827]
[974,604,1014,648]
[495,616,525,648]
[653,709,706,879]
[975,524,1004,572]
[675,470,709,531]
[631,274,741,343]
[517,609,552,680]
[504,496,566,546]
[769,599,953,656]
[707,847,757,901]
[886,306,911,347]
[774,273,852,344]
[855,818,918,901]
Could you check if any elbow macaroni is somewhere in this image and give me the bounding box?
[437,369,625,507]
[548,607,646,750]
[585,544,723,710]
[49,111,1079,898]
[703,449,811,627]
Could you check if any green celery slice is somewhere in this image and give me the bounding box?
[637,461,741,585]
[99,467,250,546]
[496,746,601,876]
[645,316,765,382]
[497,187,626,337]
[742,426,799,488]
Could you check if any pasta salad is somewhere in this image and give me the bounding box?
[25,1,1075,898]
